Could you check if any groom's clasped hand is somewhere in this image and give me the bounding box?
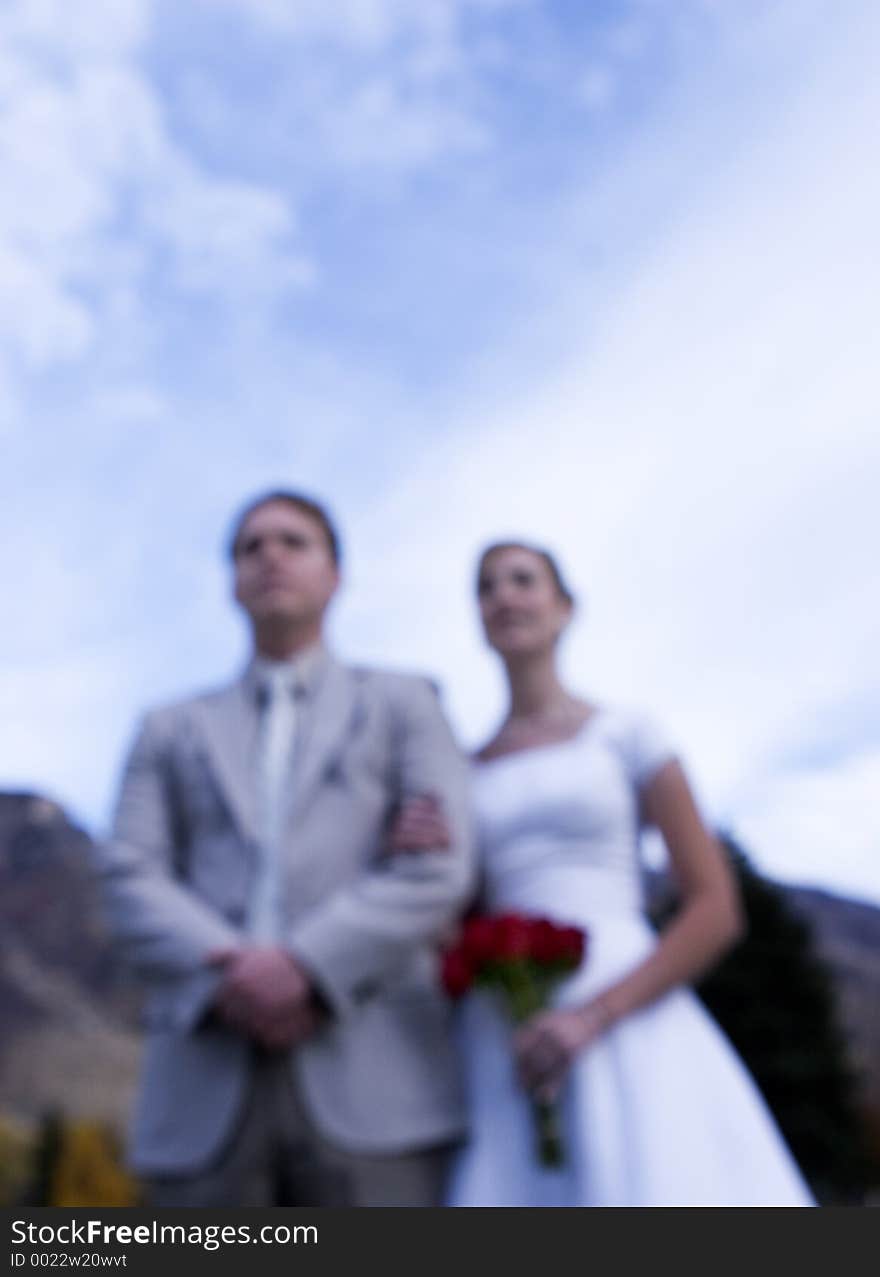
[206,944,321,1052]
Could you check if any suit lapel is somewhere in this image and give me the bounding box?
[193,679,261,842]
[289,657,358,821]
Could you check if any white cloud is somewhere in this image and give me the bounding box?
[0,646,151,825]
[2,0,147,62]
[312,75,491,171]
[143,156,314,293]
[733,751,880,903]
[326,2,880,901]
[190,0,538,173]
[0,0,308,392]
[0,245,94,367]
[0,0,876,915]
[605,15,651,61]
[577,66,616,113]
[206,0,532,50]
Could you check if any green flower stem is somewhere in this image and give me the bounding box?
[533,1098,565,1168]
[502,959,545,1023]
[482,959,569,1170]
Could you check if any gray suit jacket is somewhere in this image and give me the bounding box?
[93,652,476,1175]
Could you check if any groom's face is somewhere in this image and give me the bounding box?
[233,499,339,629]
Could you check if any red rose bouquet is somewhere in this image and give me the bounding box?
[440,911,587,1167]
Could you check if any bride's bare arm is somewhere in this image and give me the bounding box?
[385,794,452,852]
[516,760,744,1099]
[591,758,744,1021]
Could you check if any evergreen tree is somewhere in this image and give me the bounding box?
[17,1109,64,1206]
[16,1111,141,1207]
[649,832,876,1204]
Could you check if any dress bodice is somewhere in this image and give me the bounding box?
[471,707,676,924]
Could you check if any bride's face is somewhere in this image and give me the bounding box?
[476,546,572,657]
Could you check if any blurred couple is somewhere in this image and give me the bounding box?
[94,489,814,1207]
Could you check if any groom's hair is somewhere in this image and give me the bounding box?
[226,489,342,566]
[476,540,575,607]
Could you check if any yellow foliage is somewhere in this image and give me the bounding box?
[49,1120,142,1208]
[0,1113,36,1206]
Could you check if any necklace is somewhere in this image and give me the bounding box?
[503,699,592,734]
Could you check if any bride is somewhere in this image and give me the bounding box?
[390,539,815,1207]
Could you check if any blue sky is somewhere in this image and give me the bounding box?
[1,0,878,904]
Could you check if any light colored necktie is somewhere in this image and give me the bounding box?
[249,668,298,942]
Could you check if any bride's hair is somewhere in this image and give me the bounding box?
[475,541,575,607]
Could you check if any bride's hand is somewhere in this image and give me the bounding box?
[385,793,451,853]
[514,1000,612,1102]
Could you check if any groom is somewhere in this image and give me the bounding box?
[93,489,475,1206]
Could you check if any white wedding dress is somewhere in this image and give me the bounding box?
[445,707,815,1207]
